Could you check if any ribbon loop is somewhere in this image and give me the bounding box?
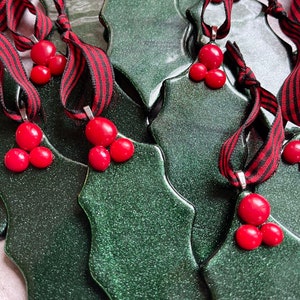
[53,0,114,121]
[219,41,284,188]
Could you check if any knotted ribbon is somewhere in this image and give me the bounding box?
[219,41,284,188]
[266,0,300,126]
[53,0,114,121]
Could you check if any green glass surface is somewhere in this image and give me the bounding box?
[79,142,209,299]
[203,201,300,299]
[150,71,249,263]
[101,0,196,109]
[257,138,300,236]
[39,76,151,165]
[0,113,108,298]
[0,199,7,238]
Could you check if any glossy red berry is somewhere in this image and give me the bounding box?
[88,146,111,171]
[110,138,135,163]
[4,148,29,172]
[204,69,226,89]
[85,117,118,147]
[189,63,207,82]
[282,140,300,164]
[260,222,284,247]
[31,40,56,66]
[198,44,223,70]
[30,65,51,85]
[238,193,271,226]
[29,146,54,169]
[48,54,67,76]
[15,122,43,151]
[235,224,262,250]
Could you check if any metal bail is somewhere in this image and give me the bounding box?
[16,86,28,121]
[83,105,94,120]
[236,170,247,190]
[211,26,218,42]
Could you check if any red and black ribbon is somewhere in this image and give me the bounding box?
[289,0,300,22]
[53,0,114,121]
[266,0,300,126]
[6,0,53,51]
[0,33,41,121]
[201,0,233,39]
[219,41,284,188]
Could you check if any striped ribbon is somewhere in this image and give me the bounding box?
[0,33,41,121]
[53,0,114,121]
[266,0,300,126]
[201,0,233,39]
[289,0,300,22]
[218,41,284,188]
[6,0,53,51]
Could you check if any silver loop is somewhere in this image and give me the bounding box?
[83,105,94,120]
[211,26,218,41]
[236,170,247,190]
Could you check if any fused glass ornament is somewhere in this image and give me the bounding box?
[100,0,197,108]
[79,141,209,299]
[149,69,250,263]
[203,208,300,299]
[0,114,109,299]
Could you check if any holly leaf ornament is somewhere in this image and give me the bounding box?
[100,0,197,109]
[202,207,300,299]
[0,112,109,298]
[149,70,250,263]
[79,141,209,299]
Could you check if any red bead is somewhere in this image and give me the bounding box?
[198,44,223,70]
[15,122,43,151]
[31,40,56,66]
[189,63,207,82]
[235,224,262,250]
[260,222,284,247]
[110,138,135,163]
[48,54,67,76]
[238,193,271,226]
[204,69,226,89]
[88,146,111,171]
[29,146,54,169]
[30,65,51,85]
[85,117,118,147]
[282,140,300,164]
[4,148,29,172]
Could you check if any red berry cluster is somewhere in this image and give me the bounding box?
[282,139,300,164]
[189,43,226,89]
[235,193,284,250]
[4,122,54,172]
[85,117,135,171]
[30,40,67,85]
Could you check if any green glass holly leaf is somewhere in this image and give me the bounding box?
[0,115,108,298]
[79,141,209,299]
[100,0,197,109]
[149,70,249,263]
[202,211,300,299]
